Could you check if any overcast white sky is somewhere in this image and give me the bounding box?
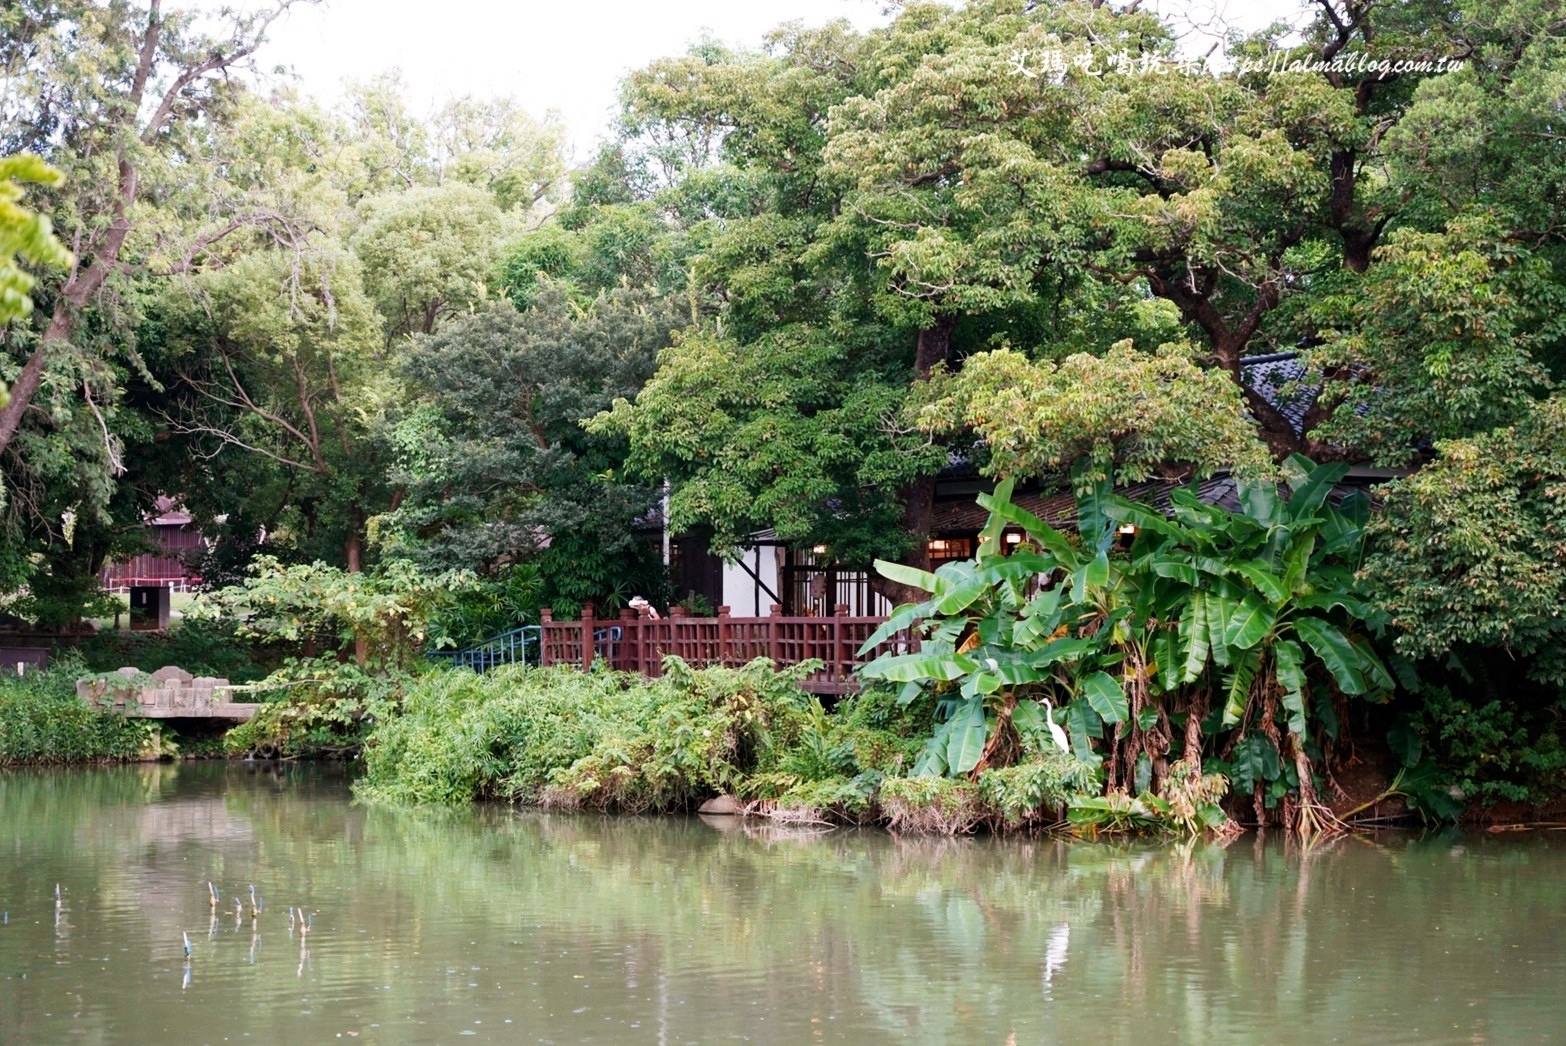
[238,0,1305,159]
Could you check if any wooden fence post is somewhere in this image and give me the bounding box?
[718,605,731,667]
[539,609,553,668]
[581,603,595,670]
[768,605,783,667]
[834,603,849,686]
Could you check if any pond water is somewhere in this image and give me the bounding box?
[2,763,1564,1044]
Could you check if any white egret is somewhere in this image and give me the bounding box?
[1040,698,1070,754]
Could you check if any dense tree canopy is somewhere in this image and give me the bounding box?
[3,0,1565,712]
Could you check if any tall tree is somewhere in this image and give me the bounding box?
[380,282,680,607]
[157,246,386,571]
[0,0,313,455]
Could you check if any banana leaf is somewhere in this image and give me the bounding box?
[1079,670,1127,723]
[946,696,990,775]
[1293,617,1367,695]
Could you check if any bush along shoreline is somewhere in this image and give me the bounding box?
[352,658,1139,835]
[0,663,167,766]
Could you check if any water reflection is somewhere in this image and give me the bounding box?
[1,764,1564,1043]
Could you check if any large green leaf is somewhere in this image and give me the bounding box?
[1317,503,1367,557]
[1102,497,1185,540]
[1293,617,1367,695]
[857,597,935,655]
[1284,456,1349,518]
[1228,560,1288,603]
[872,558,945,596]
[1071,550,1110,603]
[977,477,1016,556]
[1292,592,1374,620]
[1147,556,1200,586]
[1025,636,1095,667]
[1350,635,1396,695]
[1180,590,1211,682]
[912,725,951,776]
[860,650,977,683]
[1280,530,1319,594]
[973,651,1044,685]
[1274,638,1308,735]
[1206,591,1234,667]
[945,696,990,775]
[933,576,990,615]
[1169,487,1226,530]
[1065,699,1103,762]
[1236,479,1282,527]
[1223,594,1277,650]
[1221,647,1259,727]
[977,494,1079,563]
[1155,626,1183,692]
[1079,670,1127,724]
[1230,734,1281,794]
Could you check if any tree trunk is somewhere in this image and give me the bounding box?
[871,317,956,608]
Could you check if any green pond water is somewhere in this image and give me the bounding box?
[2,763,1564,1044]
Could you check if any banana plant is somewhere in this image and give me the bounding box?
[858,456,1392,833]
[858,477,1130,777]
[1102,455,1393,825]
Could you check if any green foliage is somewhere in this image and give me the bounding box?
[876,776,987,834]
[0,662,160,765]
[425,564,545,650]
[1395,685,1566,807]
[917,342,1275,487]
[74,617,280,683]
[351,182,509,342]
[223,657,413,759]
[192,556,475,670]
[592,321,943,562]
[0,153,71,326]
[1363,396,1566,686]
[356,659,818,808]
[379,287,678,598]
[861,458,1389,834]
[1305,218,1560,464]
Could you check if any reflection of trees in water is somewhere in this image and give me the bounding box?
[6,767,1566,1043]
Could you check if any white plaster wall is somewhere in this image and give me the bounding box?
[721,545,781,617]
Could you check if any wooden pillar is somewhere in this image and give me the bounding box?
[539,609,553,668]
[669,605,685,663]
[717,605,731,666]
[581,603,595,670]
[769,604,783,666]
[834,603,849,685]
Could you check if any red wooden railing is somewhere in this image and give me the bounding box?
[539,604,902,695]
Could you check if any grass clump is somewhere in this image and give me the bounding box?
[0,661,163,766]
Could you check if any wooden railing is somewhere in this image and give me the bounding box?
[539,604,900,695]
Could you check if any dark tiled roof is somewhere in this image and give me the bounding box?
[1240,351,1316,437]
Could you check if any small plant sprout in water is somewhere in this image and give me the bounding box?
[183,930,192,958]
[248,884,262,918]
[208,881,219,908]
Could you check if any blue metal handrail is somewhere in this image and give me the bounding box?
[431,625,542,672]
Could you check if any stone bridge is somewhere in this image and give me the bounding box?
[77,665,262,720]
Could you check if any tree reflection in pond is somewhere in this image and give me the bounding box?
[1,763,1563,1043]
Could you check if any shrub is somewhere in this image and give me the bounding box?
[356,659,816,808]
[75,618,280,682]
[0,662,162,765]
